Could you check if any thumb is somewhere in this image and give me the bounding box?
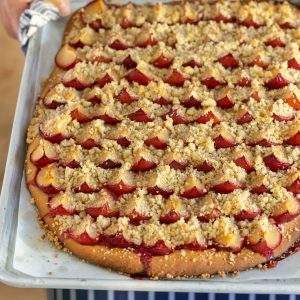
[48,0,70,16]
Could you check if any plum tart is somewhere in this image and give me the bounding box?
[26,0,300,278]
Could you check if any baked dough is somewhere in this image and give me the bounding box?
[26,0,300,278]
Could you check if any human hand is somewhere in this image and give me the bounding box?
[0,0,70,38]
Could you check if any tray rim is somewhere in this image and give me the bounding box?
[1,0,300,292]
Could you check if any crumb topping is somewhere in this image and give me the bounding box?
[27,0,300,251]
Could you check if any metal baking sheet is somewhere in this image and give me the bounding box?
[1,0,300,292]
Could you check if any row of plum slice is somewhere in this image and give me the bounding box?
[67,25,298,55]
[46,82,300,114]
[82,37,294,52]
[31,141,300,208]
[46,178,300,225]
[64,227,283,259]
[45,71,300,110]
[60,69,298,99]
[84,12,298,31]
[31,136,298,175]
[45,101,298,126]
[31,131,300,189]
[32,164,300,200]
[33,134,298,168]
[40,126,300,151]
[56,47,300,91]
[56,38,300,75]
[56,198,286,259]
[44,92,243,110]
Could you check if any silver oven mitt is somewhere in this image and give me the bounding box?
[18,0,60,52]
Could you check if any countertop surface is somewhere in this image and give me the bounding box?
[0,24,46,300]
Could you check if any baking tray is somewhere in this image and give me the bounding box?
[1,0,300,292]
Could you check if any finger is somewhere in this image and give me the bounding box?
[0,1,24,38]
[2,20,18,38]
[48,0,70,16]
[0,0,30,38]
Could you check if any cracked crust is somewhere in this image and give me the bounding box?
[25,0,300,278]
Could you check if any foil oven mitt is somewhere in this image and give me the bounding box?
[18,0,60,52]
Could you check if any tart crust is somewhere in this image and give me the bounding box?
[25,0,300,278]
